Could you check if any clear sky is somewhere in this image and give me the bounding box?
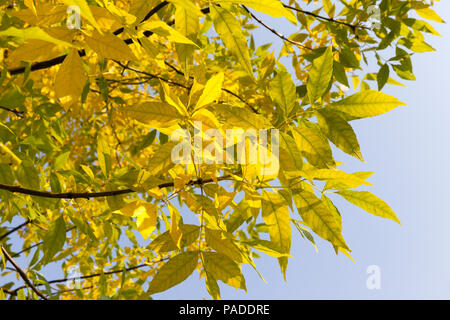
[156,1,450,299]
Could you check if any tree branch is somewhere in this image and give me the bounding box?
[0,175,233,199]
[1,246,48,300]
[242,6,312,51]
[282,3,369,31]
[0,220,31,242]
[0,106,24,118]
[7,1,170,76]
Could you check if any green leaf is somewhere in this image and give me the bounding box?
[307,46,333,103]
[148,251,199,295]
[293,190,349,250]
[336,190,400,224]
[42,215,66,264]
[377,64,390,91]
[326,90,405,120]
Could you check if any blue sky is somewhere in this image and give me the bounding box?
[155,1,450,299]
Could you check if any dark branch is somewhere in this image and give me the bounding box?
[7,1,170,76]
[0,220,31,242]
[0,106,24,118]
[242,6,312,51]
[1,246,48,300]
[282,3,369,31]
[0,175,233,199]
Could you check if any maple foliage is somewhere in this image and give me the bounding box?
[0,0,444,300]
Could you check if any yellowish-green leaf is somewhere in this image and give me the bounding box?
[316,109,363,161]
[211,5,254,78]
[205,228,244,263]
[336,190,400,224]
[96,134,111,178]
[261,191,291,255]
[147,142,178,176]
[293,190,349,250]
[307,46,333,103]
[326,90,405,120]
[0,27,73,47]
[148,225,200,253]
[214,104,270,129]
[205,272,221,300]
[292,122,335,169]
[148,251,199,295]
[270,70,297,116]
[203,252,246,290]
[279,132,303,172]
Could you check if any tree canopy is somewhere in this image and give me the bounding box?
[0,0,444,300]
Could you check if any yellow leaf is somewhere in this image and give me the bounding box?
[195,73,224,111]
[63,0,103,32]
[124,101,183,135]
[336,190,401,224]
[214,0,297,24]
[9,4,66,26]
[169,204,183,248]
[141,21,199,47]
[415,7,445,23]
[8,40,63,66]
[54,49,87,106]
[85,31,136,60]
[119,201,157,239]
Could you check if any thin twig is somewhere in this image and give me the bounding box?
[283,3,369,31]
[0,220,31,242]
[0,106,24,118]
[242,5,313,51]
[1,246,48,300]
